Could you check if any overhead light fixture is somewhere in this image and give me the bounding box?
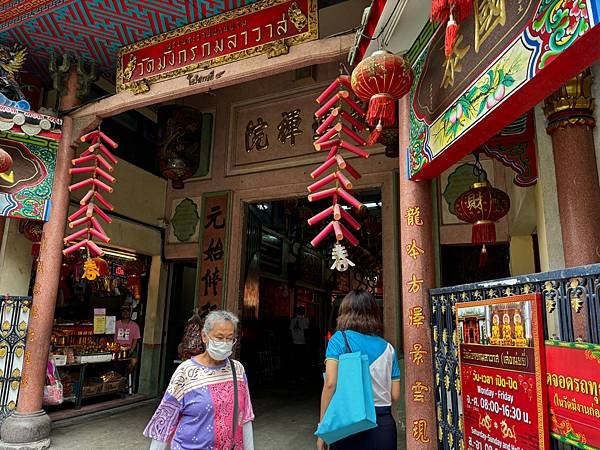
[101,249,138,261]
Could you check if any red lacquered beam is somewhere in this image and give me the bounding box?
[340,140,370,158]
[337,188,363,209]
[307,206,333,226]
[316,108,340,134]
[308,187,337,202]
[310,222,334,247]
[308,172,337,193]
[341,208,361,230]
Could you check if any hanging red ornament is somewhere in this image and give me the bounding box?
[307,74,370,269]
[431,0,474,58]
[63,129,118,270]
[350,50,413,144]
[92,257,109,277]
[454,180,510,266]
[445,14,459,58]
[0,148,12,174]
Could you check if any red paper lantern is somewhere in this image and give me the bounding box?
[454,181,510,264]
[0,148,12,174]
[351,50,413,143]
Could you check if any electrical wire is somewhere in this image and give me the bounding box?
[359,0,405,43]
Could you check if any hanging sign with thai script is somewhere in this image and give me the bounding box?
[117,0,318,92]
[196,191,231,310]
[407,0,600,180]
[546,341,600,450]
[456,293,549,450]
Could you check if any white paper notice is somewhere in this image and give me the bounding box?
[105,316,116,335]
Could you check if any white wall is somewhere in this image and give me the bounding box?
[0,219,34,296]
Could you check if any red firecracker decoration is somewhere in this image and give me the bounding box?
[307,75,368,260]
[0,148,12,174]
[431,0,473,57]
[350,50,413,144]
[454,180,510,266]
[63,129,119,280]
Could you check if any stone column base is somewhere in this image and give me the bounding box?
[0,411,51,450]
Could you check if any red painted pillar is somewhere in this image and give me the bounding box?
[398,96,437,449]
[544,68,600,267]
[0,68,80,448]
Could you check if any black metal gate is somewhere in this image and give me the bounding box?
[0,295,31,419]
[430,264,600,450]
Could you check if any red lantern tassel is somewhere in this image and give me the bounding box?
[367,121,383,146]
[472,220,496,246]
[445,16,458,58]
[431,0,449,23]
[479,244,488,268]
[367,94,395,128]
[451,0,473,21]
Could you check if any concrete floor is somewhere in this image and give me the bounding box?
[49,384,406,449]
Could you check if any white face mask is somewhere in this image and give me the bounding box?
[206,338,234,361]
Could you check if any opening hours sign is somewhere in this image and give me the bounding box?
[456,294,549,450]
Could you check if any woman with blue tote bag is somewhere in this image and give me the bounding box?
[317,290,401,450]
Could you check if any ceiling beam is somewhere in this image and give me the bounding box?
[70,34,354,121]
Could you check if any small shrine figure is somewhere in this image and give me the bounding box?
[513,312,527,347]
[501,313,513,346]
[490,313,500,345]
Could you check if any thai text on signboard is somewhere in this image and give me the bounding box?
[545,341,600,449]
[197,192,231,310]
[456,293,549,450]
[117,0,318,92]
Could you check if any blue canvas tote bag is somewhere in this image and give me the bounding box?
[315,331,377,444]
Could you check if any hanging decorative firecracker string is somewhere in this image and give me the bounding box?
[308,73,373,271]
[430,0,474,57]
[351,50,413,145]
[63,128,119,280]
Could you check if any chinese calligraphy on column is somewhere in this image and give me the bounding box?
[197,192,231,309]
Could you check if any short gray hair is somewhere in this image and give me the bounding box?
[203,310,239,334]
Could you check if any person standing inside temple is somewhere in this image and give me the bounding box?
[114,305,141,371]
[290,305,310,383]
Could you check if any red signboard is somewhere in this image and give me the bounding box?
[117,0,318,92]
[457,294,549,450]
[197,192,231,309]
[546,342,600,449]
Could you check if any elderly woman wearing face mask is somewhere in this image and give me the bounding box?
[144,311,255,450]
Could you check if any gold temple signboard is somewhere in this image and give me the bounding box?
[117,0,318,92]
